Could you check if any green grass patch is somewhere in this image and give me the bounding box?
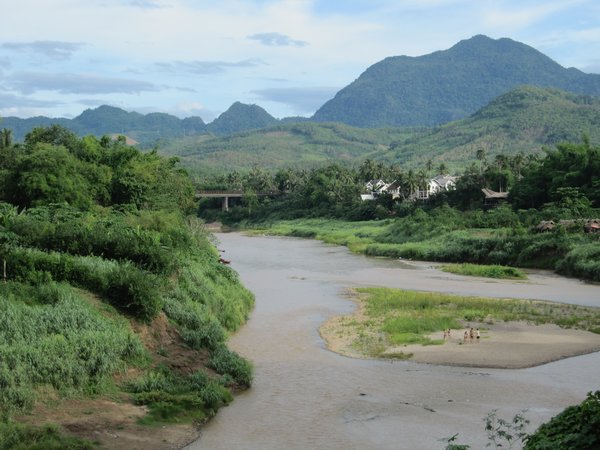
[128,367,233,425]
[440,263,527,279]
[0,422,96,450]
[354,288,600,348]
[0,282,146,418]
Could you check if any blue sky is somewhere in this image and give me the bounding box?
[1,0,599,122]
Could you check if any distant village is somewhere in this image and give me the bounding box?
[361,174,512,207]
[361,174,459,201]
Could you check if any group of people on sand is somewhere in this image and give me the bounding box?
[463,327,480,343]
[443,327,481,343]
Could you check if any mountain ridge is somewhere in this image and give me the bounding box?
[312,35,600,127]
[3,35,600,144]
[162,85,600,175]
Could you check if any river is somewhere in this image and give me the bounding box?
[187,233,600,450]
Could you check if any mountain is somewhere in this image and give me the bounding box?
[1,105,207,145]
[1,102,279,144]
[164,86,600,175]
[160,122,412,175]
[312,35,600,127]
[207,102,279,136]
[381,85,600,168]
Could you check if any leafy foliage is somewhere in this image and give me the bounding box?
[524,391,600,449]
[0,422,94,450]
[0,125,255,437]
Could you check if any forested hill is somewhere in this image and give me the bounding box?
[161,86,600,175]
[312,35,600,127]
[382,85,600,168]
[2,105,207,145]
[2,101,282,145]
[207,102,279,136]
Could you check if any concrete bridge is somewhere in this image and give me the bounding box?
[196,190,280,211]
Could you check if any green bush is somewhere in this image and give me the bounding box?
[208,345,253,387]
[103,265,163,322]
[525,391,600,449]
[556,243,600,282]
[0,422,94,450]
[128,367,232,423]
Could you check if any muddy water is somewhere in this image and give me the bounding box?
[187,234,600,450]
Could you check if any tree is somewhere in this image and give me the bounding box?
[6,143,94,209]
[0,128,12,149]
[24,124,79,151]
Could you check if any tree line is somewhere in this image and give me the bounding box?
[198,138,600,222]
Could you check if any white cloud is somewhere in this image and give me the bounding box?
[248,32,308,47]
[1,41,84,60]
[0,0,598,118]
[251,86,339,114]
[7,72,162,95]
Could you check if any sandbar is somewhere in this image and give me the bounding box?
[320,303,600,369]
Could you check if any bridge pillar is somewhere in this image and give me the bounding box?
[222,196,229,212]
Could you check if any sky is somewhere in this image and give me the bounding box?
[1,0,599,122]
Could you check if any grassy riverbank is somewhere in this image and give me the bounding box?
[0,127,254,448]
[247,211,600,282]
[321,288,600,360]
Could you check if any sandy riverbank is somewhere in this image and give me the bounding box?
[320,298,600,369]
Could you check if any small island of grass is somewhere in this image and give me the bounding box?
[440,263,527,279]
[320,288,600,368]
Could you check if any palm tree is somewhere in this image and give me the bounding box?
[476,148,486,175]
[0,128,12,149]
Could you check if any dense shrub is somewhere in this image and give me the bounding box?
[555,243,600,282]
[0,246,163,322]
[103,265,163,322]
[127,367,232,421]
[208,345,253,387]
[524,391,600,449]
[0,422,94,450]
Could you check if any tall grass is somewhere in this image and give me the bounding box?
[0,282,145,418]
[1,246,163,322]
[0,422,94,450]
[127,366,233,424]
[258,217,599,282]
[440,263,526,279]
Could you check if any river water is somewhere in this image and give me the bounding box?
[187,233,600,450]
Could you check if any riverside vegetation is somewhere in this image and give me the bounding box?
[199,138,600,282]
[0,125,254,448]
[196,138,600,447]
[338,288,600,354]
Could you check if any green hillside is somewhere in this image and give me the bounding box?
[160,86,600,175]
[313,35,600,127]
[0,125,254,446]
[383,85,600,169]
[163,121,414,175]
[207,102,279,136]
[2,105,207,145]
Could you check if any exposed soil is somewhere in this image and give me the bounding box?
[17,313,210,449]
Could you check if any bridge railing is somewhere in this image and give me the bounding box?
[196,190,281,198]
